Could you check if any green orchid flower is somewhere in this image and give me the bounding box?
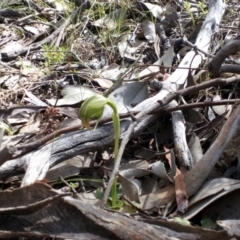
[79,95,108,130]
[79,95,122,208]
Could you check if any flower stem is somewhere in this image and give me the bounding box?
[107,100,120,207]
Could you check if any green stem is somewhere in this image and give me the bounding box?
[111,177,117,206]
[107,100,120,159]
[107,100,120,207]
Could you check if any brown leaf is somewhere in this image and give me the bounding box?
[174,168,188,214]
[164,147,188,213]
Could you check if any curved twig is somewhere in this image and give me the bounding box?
[208,39,240,76]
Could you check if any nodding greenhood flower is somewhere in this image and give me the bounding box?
[79,95,108,130]
[79,95,119,136]
[79,94,121,208]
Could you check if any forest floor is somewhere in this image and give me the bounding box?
[0,0,240,239]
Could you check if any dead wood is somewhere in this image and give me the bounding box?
[208,39,240,75]
[171,100,193,169]
[185,103,240,197]
[0,181,232,240]
[0,116,160,183]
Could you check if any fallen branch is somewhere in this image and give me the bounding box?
[185,103,240,197]
[208,39,240,76]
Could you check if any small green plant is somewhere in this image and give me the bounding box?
[96,185,123,208]
[201,217,216,229]
[42,44,66,67]
[79,95,123,208]
[0,122,13,149]
[13,27,24,37]
[69,182,79,189]
[198,1,208,15]
[90,3,129,57]
[184,1,195,26]
[173,217,191,226]
[0,122,13,136]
